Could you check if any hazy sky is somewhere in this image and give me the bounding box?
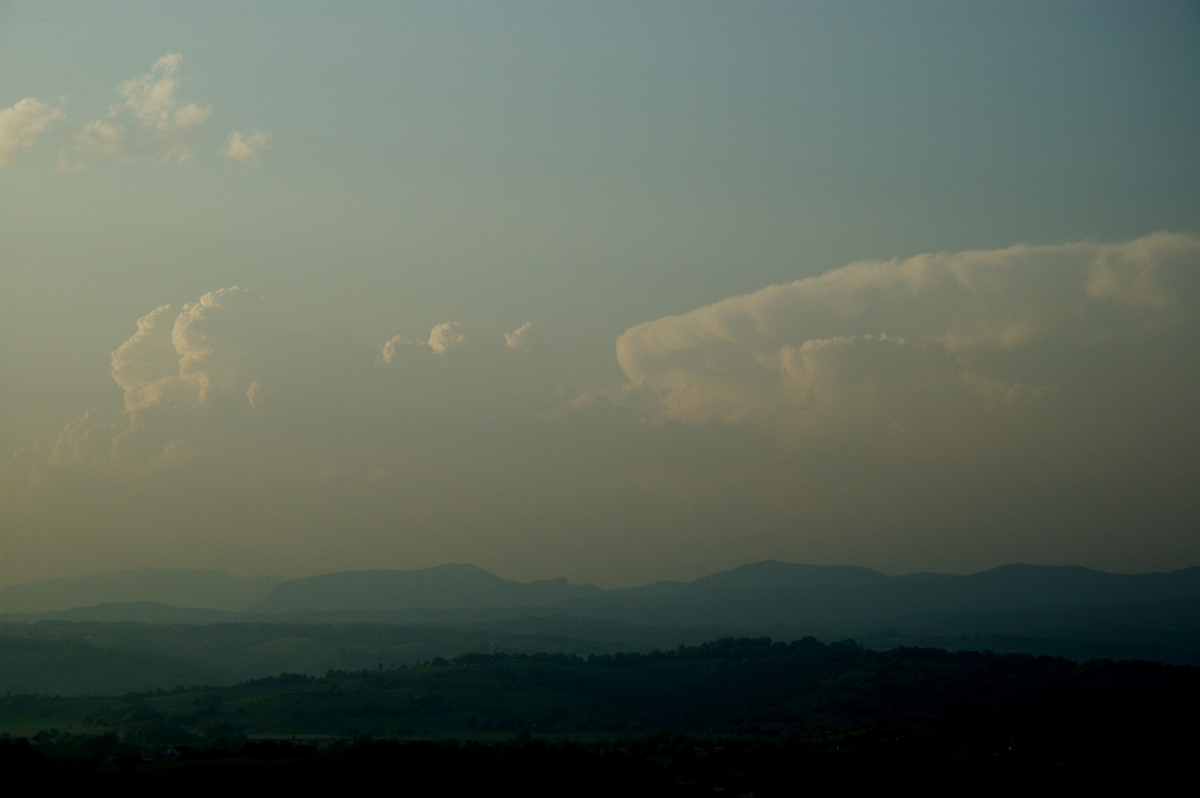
[3,2,1199,587]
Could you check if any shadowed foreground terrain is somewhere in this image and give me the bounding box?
[3,637,1195,788]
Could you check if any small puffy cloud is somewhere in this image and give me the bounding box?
[32,294,560,487]
[0,97,65,167]
[378,322,468,362]
[223,129,272,166]
[375,320,566,419]
[378,334,419,365]
[427,322,468,355]
[69,53,211,165]
[505,322,536,350]
[616,233,1200,445]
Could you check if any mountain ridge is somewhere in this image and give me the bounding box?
[8,560,1200,622]
[5,561,1200,693]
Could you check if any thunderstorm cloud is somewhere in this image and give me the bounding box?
[5,235,1198,582]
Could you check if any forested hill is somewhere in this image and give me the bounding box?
[4,637,1197,785]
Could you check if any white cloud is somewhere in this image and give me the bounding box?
[26,293,563,488]
[0,97,65,167]
[69,53,211,165]
[505,322,536,349]
[378,321,468,363]
[378,334,419,365]
[4,241,1198,585]
[223,129,272,166]
[172,287,266,408]
[110,303,187,413]
[427,322,468,355]
[10,287,276,490]
[109,287,267,418]
[615,233,1200,444]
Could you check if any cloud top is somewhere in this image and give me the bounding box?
[112,286,265,415]
[616,232,1200,443]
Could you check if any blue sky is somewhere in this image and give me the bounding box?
[3,2,1199,586]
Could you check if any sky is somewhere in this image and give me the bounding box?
[2,1,1199,588]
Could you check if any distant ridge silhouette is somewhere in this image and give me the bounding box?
[251,563,601,612]
[6,562,1199,654]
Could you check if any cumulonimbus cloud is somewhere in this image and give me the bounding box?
[0,97,65,167]
[4,239,1198,583]
[9,287,267,484]
[68,53,212,165]
[112,286,266,415]
[615,232,1200,445]
[14,287,562,488]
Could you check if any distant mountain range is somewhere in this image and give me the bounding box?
[251,563,602,613]
[581,560,1200,630]
[243,560,1200,634]
[4,561,1200,667]
[4,561,1200,694]
[6,561,1200,626]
